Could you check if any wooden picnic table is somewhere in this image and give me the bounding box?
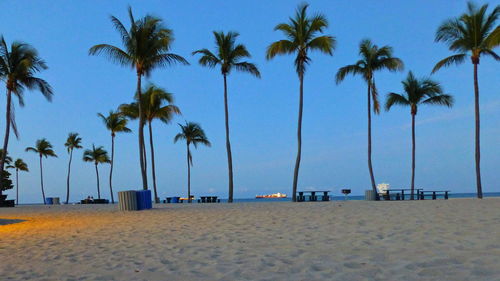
[380,189,423,200]
[418,190,450,200]
[198,196,220,203]
[297,191,331,202]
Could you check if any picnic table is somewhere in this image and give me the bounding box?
[198,196,220,203]
[380,189,423,200]
[418,190,450,200]
[297,191,331,202]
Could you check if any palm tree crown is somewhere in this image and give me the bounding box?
[193,31,261,77]
[89,7,188,76]
[336,39,404,113]
[83,145,110,165]
[0,149,12,166]
[266,3,336,75]
[174,122,211,165]
[0,37,53,132]
[65,133,83,153]
[26,139,57,158]
[8,158,28,172]
[433,2,499,72]
[98,111,132,136]
[386,71,454,113]
[119,84,181,123]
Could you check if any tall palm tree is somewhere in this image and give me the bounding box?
[336,39,403,200]
[89,7,188,191]
[25,139,57,204]
[385,72,454,199]
[120,84,180,203]
[432,2,499,199]
[7,158,28,205]
[174,121,211,203]
[83,145,110,200]
[98,111,131,204]
[0,37,53,185]
[64,133,82,204]
[266,3,335,202]
[193,31,260,203]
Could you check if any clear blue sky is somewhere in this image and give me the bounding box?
[1,0,499,203]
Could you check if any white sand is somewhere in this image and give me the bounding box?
[1,198,499,281]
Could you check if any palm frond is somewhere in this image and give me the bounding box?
[335,64,363,84]
[88,44,132,67]
[385,93,410,111]
[266,40,296,60]
[432,54,467,73]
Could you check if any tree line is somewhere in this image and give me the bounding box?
[0,2,498,203]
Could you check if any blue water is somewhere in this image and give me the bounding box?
[12,192,500,205]
[220,192,500,203]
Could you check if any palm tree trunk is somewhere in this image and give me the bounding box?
[109,135,115,204]
[66,149,73,204]
[148,121,159,203]
[137,73,148,190]
[95,163,100,199]
[223,74,234,203]
[40,156,46,204]
[187,143,191,203]
[0,89,13,196]
[15,169,18,205]
[292,73,304,202]
[411,113,416,200]
[473,62,482,199]
[367,81,379,200]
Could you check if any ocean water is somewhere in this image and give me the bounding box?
[12,192,500,205]
[221,192,500,203]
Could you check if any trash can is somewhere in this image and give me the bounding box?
[365,190,376,201]
[45,197,53,205]
[136,190,152,210]
[172,196,180,203]
[118,191,138,211]
[52,197,60,205]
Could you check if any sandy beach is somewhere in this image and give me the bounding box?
[1,199,499,281]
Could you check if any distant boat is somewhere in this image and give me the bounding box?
[256,192,287,199]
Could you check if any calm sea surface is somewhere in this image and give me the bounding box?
[13,192,500,205]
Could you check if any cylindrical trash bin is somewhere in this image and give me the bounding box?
[118,191,138,211]
[365,190,375,201]
[52,197,60,205]
[45,197,53,205]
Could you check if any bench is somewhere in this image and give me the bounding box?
[418,190,450,200]
[297,191,330,202]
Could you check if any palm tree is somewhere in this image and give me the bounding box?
[7,158,28,205]
[25,139,57,204]
[193,31,260,203]
[0,37,53,184]
[335,39,403,200]
[0,149,12,166]
[83,145,110,200]
[89,7,188,191]
[120,84,180,203]
[64,133,82,204]
[174,122,211,203]
[266,3,335,202]
[385,72,454,199]
[432,2,499,199]
[98,111,131,204]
